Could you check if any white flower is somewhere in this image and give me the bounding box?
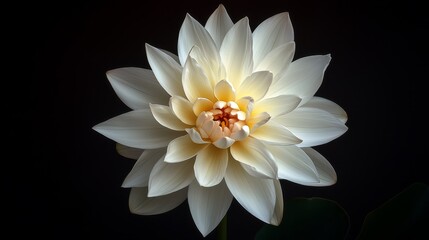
[93,4,348,237]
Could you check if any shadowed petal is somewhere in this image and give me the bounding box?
[129,187,187,215]
[271,179,284,225]
[195,145,228,187]
[302,148,337,186]
[188,180,232,236]
[116,143,143,160]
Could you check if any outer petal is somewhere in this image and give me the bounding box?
[116,143,143,160]
[122,148,166,187]
[225,159,276,224]
[253,12,294,67]
[271,179,283,225]
[170,96,197,126]
[220,17,253,89]
[188,45,224,87]
[195,145,228,187]
[182,55,215,103]
[148,157,195,197]
[252,95,301,118]
[275,107,348,147]
[107,67,170,109]
[165,135,208,163]
[267,55,332,106]
[302,147,337,186]
[178,14,221,68]
[93,109,183,149]
[129,187,187,215]
[150,104,192,131]
[267,145,319,184]
[188,180,233,237]
[236,71,273,101]
[301,96,348,123]
[254,42,295,81]
[205,4,234,49]
[230,137,277,179]
[145,44,185,97]
[250,121,302,145]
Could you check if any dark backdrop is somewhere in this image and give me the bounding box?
[21,0,427,239]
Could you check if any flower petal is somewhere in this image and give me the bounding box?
[225,159,276,223]
[252,12,294,67]
[195,145,228,187]
[188,180,232,237]
[236,71,273,101]
[220,17,253,89]
[188,45,224,87]
[116,143,143,160]
[247,112,271,131]
[92,109,183,149]
[129,187,187,215]
[122,148,166,187]
[145,44,185,97]
[271,179,284,225]
[170,96,197,125]
[148,157,195,197]
[205,4,234,49]
[150,103,192,131]
[186,128,210,144]
[250,121,302,145]
[267,55,332,106]
[213,137,236,149]
[106,67,170,109]
[214,80,236,102]
[182,55,215,103]
[178,14,221,68]
[254,42,295,81]
[302,96,348,123]
[165,135,208,163]
[193,98,214,116]
[253,95,301,118]
[230,137,277,179]
[302,147,337,186]
[275,107,348,147]
[267,145,319,184]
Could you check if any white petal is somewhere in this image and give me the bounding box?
[188,45,224,88]
[267,55,332,106]
[188,180,232,237]
[225,160,276,223]
[182,55,215,103]
[205,4,234,49]
[148,157,195,197]
[220,17,253,89]
[150,104,191,131]
[267,145,319,184]
[254,42,295,81]
[145,44,185,97]
[116,143,143,160]
[170,96,197,126]
[271,179,283,225]
[230,137,277,179]
[122,148,166,187]
[253,95,301,118]
[186,128,210,144]
[236,71,273,101]
[93,109,183,149]
[160,49,180,63]
[165,135,208,163]
[250,121,302,145]
[275,107,348,147]
[178,14,221,67]
[302,148,337,186]
[195,145,228,187]
[213,137,236,149]
[253,12,294,67]
[214,80,236,102]
[247,112,271,131]
[129,187,187,215]
[107,67,170,109]
[193,98,214,116]
[302,96,348,123]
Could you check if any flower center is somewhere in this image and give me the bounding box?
[196,101,250,144]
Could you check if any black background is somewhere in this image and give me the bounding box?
[20,0,428,239]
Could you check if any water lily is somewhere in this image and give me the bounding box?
[93,4,348,237]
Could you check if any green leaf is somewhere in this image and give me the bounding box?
[357,182,429,240]
[255,197,350,240]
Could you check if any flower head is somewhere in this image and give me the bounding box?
[93,4,348,237]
